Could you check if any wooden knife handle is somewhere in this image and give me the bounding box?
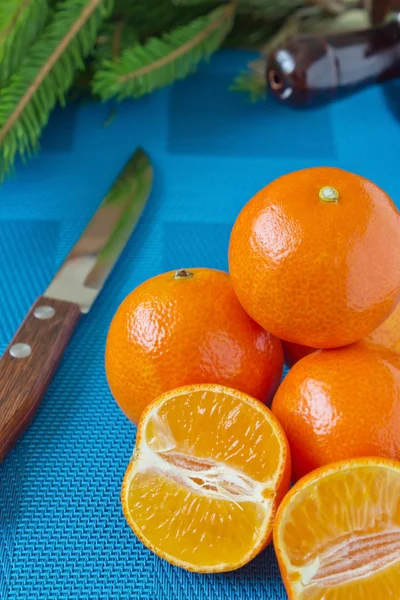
[0,296,81,462]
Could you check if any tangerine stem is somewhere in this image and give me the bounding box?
[174,269,194,279]
[319,186,339,203]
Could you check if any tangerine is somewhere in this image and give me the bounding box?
[272,342,400,480]
[274,457,400,600]
[106,268,283,423]
[122,384,290,572]
[229,167,400,348]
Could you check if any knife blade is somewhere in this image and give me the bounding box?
[0,147,153,462]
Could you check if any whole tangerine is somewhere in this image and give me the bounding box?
[272,342,400,480]
[229,167,400,348]
[106,268,283,423]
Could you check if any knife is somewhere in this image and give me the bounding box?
[0,147,153,462]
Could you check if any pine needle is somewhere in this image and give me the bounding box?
[0,0,49,85]
[94,21,138,61]
[0,0,113,180]
[112,0,209,38]
[230,69,266,102]
[92,3,236,101]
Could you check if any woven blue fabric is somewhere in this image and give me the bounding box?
[1,50,400,600]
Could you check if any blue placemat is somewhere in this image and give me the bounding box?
[1,50,400,600]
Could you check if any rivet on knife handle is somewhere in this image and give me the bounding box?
[0,297,81,462]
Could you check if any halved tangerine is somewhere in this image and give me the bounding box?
[122,384,290,572]
[274,457,400,599]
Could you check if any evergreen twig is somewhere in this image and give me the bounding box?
[0,0,113,180]
[112,0,208,36]
[231,69,266,101]
[92,3,236,101]
[0,0,49,85]
[94,21,138,61]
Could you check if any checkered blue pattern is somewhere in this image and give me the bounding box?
[1,50,400,600]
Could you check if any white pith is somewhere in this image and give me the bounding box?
[129,408,275,506]
[293,528,400,590]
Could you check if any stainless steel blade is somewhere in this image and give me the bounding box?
[45,148,153,313]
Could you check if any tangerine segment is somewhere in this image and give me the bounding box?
[122,384,290,572]
[274,458,400,600]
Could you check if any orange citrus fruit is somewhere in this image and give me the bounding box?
[272,342,400,480]
[274,457,400,600]
[121,384,290,572]
[229,167,400,348]
[283,302,400,367]
[106,268,283,423]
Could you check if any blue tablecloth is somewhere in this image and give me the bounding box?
[1,50,400,600]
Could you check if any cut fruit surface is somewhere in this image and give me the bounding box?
[274,458,400,600]
[122,384,290,572]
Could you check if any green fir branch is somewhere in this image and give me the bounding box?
[112,0,213,41]
[231,69,266,101]
[0,0,113,180]
[92,3,236,101]
[113,0,180,30]
[0,0,49,85]
[94,21,138,61]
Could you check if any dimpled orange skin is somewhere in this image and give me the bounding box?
[229,167,400,348]
[272,342,400,481]
[105,268,283,423]
[283,302,400,367]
